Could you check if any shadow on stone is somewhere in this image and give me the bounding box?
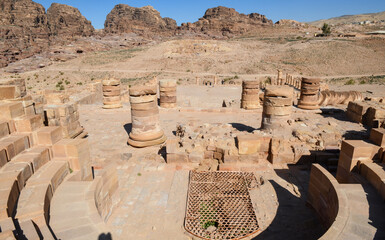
[361,182,385,239]
[123,123,132,137]
[98,232,112,240]
[230,123,255,133]
[252,176,324,240]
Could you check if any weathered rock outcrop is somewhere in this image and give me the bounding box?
[104,4,177,37]
[275,19,305,27]
[179,6,273,37]
[47,3,95,38]
[0,0,50,67]
[0,0,95,68]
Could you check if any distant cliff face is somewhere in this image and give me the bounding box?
[47,3,95,38]
[0,0,50,67]
[0,2,275,68]
[0,0,95,68]
[179,6,273,37]
[104,4,177,37]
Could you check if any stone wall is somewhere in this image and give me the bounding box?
[307,164,349,239]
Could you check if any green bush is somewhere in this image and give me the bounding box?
[322,23,331,36]
[344,79,355,85]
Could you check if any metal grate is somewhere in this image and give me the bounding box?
[185,171,259,240]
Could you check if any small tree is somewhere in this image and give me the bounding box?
[322,23,331,36]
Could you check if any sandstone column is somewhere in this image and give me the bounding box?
[159,80,177,108]
[298,78,321,110]
[277,70,283,85]
[102,79,122,109]
[128,85,166,147]
[241,80,260,110]
[196,77,200,85]
[214,76,218,85]
[262,85,293,131]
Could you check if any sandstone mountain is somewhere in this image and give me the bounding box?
[0,0,95,68]
[275,19,305,27]
[104,4,177,37]
[0,0,50,67]
[310,11,385,27]
[47,3,95,38]
[179,6,273,37]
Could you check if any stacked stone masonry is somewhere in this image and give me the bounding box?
[241,80,260,110]
[307,164,347,237]
[336,140,379,183]
[102,79,122,109]
[347,101,385,128]
[359,162,385,200]
[261,85,293,131]
[0,78,27,100]
[0,78,37,117]
[308,163,385,239]
[166,123,305,167]
[159,80,177,108]
[0,81,119,239]
[128,85,166,147]
[298,77,321,110]
[50,166,119,239]
[43,92,85,139]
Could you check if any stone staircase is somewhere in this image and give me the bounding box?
[340,182,385,239]
[308,127,385,240]
[50,169,118,240]
[0,82,119,239]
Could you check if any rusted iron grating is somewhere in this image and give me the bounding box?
[185,171,259,240]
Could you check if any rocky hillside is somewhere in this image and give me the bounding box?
[0,0,95,68]
[179,6,273,38]
[104,4,177,37]
[47,3,95,38]
[310,11,385,27]
[0,0,50,68]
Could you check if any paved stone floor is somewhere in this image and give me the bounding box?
[76,85,380,239]
[106,161,190,239]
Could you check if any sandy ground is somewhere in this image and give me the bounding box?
[2,36,383,96]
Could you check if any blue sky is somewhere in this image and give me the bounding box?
[36,0,385,29]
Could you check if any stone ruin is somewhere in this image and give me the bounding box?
[347,100,385,128]
[261,85,293,133]
[159,80,177,108]
[298,77,321,110]
[0,73,385,239]
[102,79,122,109]
[127,85,167,147]
[241,80,260,110]
[0,77,119,239]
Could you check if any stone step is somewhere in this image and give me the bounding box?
[50,167,119,240]
[0,121,11,140]
[0,133,30,166]
[340,182,385,240]
[0,146,52,229]
[12,146,50,173]
[15,160,69,239]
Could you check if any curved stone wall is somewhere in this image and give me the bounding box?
[307,164,349,240]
